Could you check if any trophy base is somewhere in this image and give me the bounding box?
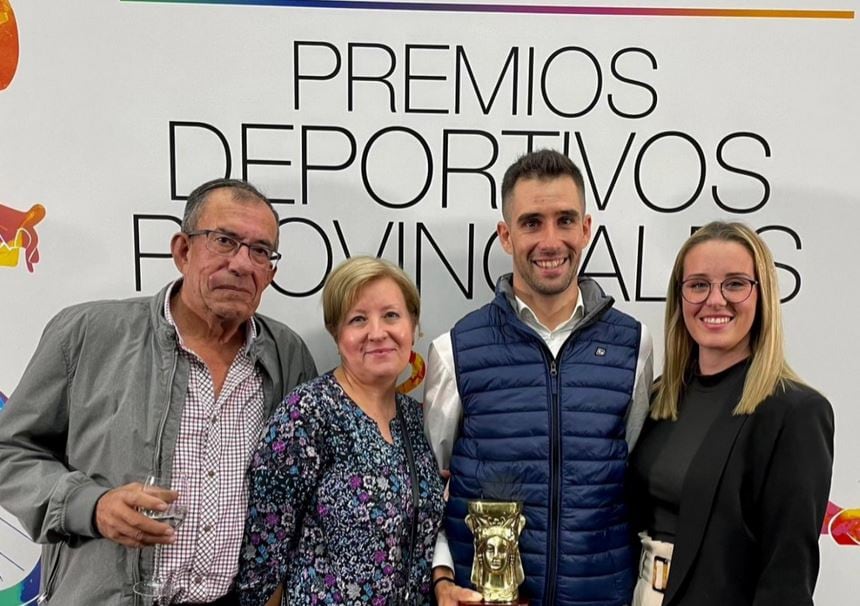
[458,600,530,605]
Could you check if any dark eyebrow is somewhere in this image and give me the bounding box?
[684,272,754,280]
[516,212,543,225]
[515,207,581,226]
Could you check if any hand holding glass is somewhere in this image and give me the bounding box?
[138,477,187,529]
[133,474,188,605]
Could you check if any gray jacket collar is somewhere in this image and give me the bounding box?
[494,273,613,328]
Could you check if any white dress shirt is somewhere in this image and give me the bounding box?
[423,292,653,570]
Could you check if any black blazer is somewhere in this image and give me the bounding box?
[629,379,834,606]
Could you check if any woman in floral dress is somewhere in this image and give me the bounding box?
[238,257,445,606]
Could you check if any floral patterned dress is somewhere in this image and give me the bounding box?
[237,372,445,606]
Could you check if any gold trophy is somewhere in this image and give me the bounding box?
[460,500,529,605]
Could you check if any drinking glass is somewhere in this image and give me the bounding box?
[132,474,188,605]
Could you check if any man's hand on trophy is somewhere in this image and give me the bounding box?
[433,567,483,605]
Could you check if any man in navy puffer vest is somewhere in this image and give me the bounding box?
[425,149,653,606]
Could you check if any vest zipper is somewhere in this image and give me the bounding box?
[545,356,561,606]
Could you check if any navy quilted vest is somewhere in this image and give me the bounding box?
[446,276,640,606]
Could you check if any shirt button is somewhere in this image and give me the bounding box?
[207,470,216,478]
[194,576,202,584]
[202,524,212,532]
[211,415,218,424]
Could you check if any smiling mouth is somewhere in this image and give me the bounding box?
[533,258,568,270]
[702,316,732,325]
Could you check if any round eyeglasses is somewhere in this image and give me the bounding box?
[680,277,758,304]
[185,230,281,269]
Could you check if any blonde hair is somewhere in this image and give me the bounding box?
[652,221,803,419]
[322,256,420,338]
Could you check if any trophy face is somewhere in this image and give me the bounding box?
[465,501,526,604]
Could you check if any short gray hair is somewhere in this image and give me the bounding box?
[181,178,279,236]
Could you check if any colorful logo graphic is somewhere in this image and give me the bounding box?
[822,501,860,546]
[396,351,426,394]
[121,1,854,20]
[0,390,43,606]
[0,0,19,90]
[0,203,46,273]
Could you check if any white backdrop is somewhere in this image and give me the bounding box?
[1,1,858,604]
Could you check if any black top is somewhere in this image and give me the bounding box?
[628,363,834,606]
[630,360,747,541]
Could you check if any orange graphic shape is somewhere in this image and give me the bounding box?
[0,202,46,272]
[822,501,860,546]
[829,508,860,546]
[0,0,19,90]
[396,351,426,395]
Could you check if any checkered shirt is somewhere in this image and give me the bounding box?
[160,294,266,603]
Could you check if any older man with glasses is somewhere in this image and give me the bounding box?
[0,178,317,606]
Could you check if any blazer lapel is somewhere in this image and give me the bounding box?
[664,397,750,604]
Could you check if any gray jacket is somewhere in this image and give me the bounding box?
[0,284,317,605]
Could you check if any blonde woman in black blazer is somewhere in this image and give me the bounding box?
[629,221,834,606]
